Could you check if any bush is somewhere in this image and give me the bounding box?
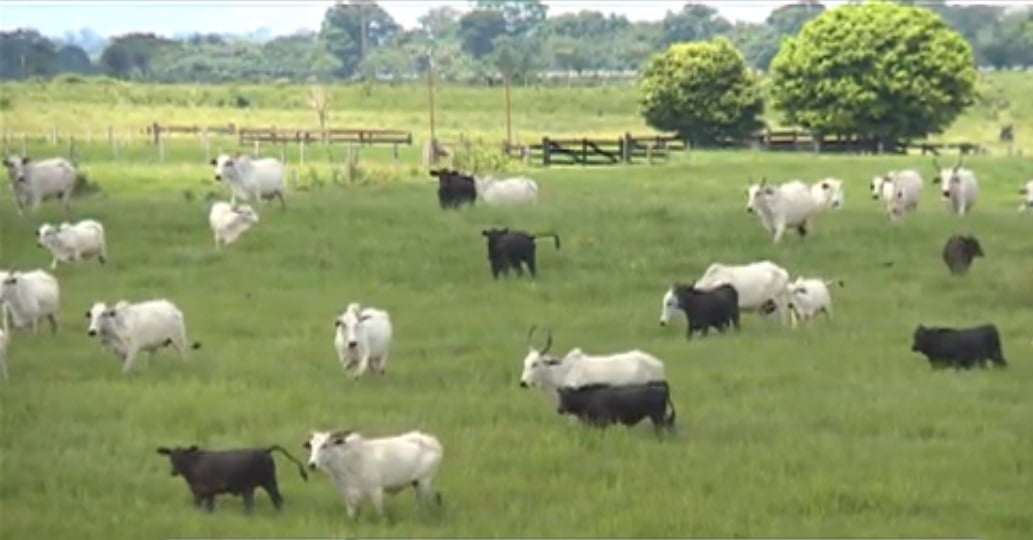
[769,1,977,141]
[638,37,764,147]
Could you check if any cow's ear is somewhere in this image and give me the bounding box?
[156,447,171,455]
[186,445,199,453]
[481,230,489,236]
[21,156,30,165]
[209,158,217,166]
[332,437,345,445]
[302,440,311,449]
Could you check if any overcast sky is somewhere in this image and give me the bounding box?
[0,1,1019,38]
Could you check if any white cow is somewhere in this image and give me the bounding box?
[932,158,979,215]
[872,169,923,221]
[1020,180,1033,212]
[36,219,108,270]
[0,304,9,382]
[745,178,840,243]
[210,154,287,209]
[3,155,77,215]
[208,201,259,249]
[674,260,793,326]
[518,327,666,398]
[475,176,539,206]
[305,429,444,520]
[786,277,843,323]
[86,299,200,374]
[334,302,393,378]
[0,269,59,334]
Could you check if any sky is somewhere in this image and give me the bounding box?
[0,0,1022,38]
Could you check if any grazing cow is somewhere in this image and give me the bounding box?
[667,283,740,339]
[941,234,984,276]
[666,260,792,326]
[334,302,393,377]
[786,277,843,323]
[156,444,308,513]
[911,324,1007,370]
[429,169,476,209]
[210,154,287,209]
[305,429,444,521]
[208,201,259,249]
[931,157,978,215]
[1019,180,1033,212]
[476,176,539,206]
[0,269,59,334]
[557,381,676,434]
[745,177,844,243]
[0,307,9,382]
[36,219,108,270]
[86,299,201,374]
[481,228,560,279]
[518,326,666,398]
[3,155,77,215]
[872,169,924,221]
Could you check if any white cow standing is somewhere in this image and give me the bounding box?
[86,299,200,374]
[334,303,393,378]
[932,158,979,216]
[210,154,287,209]
[872,169,923,221]
[475,176,539,206]
[3,155,77,215]
[786,277,843,323]
[36,219,108,270]
[305,429,444,520]
[664,260,793,326]
[745,178,843,243]
[0,269,60,334]
[1019,180,1033,212]
[208,201,259,249]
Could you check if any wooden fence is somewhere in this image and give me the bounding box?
[515,133,682,166]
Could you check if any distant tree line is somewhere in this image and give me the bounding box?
[1,0,1031,84]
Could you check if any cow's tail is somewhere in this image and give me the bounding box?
[268,445,309,481]
[665,395,677,428]
[533,232,561,250]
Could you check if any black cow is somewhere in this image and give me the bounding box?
[481,227,560,279]
[429,168,477,209]
[156,444,308,513]
[670,283,740,339]
[942,234,984,275]
[557,381,676,434]
[910,324,1008,370]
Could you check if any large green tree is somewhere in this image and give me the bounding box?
[638,37,764,146]
[770,1,976,143]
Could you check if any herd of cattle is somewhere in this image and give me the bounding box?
[0,150,1028,520]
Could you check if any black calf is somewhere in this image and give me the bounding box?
[481,227,560,279]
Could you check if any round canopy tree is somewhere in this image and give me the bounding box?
[769,1,976,143]
[638,37,764,147]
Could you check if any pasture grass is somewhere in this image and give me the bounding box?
[1,152,1032,540]
[2,71,1032,155]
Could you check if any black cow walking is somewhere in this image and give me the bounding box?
[429,169,477,209]
[557,381,676,434]
[156,444,308,513]
[670,283,741,339]
[941,234,984,275]
[910,324,1008,370]
[481,227,560,279]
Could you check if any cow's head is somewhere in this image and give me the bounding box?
[156,445,201,477]
[1021,181,1033,209]
[910,325,930,352]
[481,228,509,252]
[961,235,984,259]
[335,303,372,350]
[210,154,234,182]
[232,204,260,225]
[745,177,772,214]
[36,223,59,248]
[931,156,963,197]
[2,155,30,182]
[814,178,844,210]
[519,325,558,388]
[85,301,116,337]
[659,284,682,326]
[303,430,355,472]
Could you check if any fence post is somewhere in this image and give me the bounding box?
[49,126,57,146]
[158,134,165,163]
[253,140,260,156]
[151,122,160,146]
[542,137,551,167]
[581,138,588,166]
[299,139,306,166]
[622,132,632,164]
[392,143,400,167]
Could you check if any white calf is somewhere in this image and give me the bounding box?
[208,201,259,248]
[305,429,444,520]
[1020,180,1033,212]
[334,302,393,378]
[0,269,60,334]
[3,155,77,215]
[36,219,108,270]
[687,260,793,325]
[786,277,843,323]
[745,178,831,243]
[86,299,200,374]
[211,154,287,209]
[476,176,539,206]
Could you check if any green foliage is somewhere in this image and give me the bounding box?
[638,37,764,146]
[449,141,513,174]
[770,1,977,141]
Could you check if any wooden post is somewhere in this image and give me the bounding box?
[253,140,259,156]
[392,142,399,166]
[542,136,551,167]
[622,132,632,164]
[426,52,437,144]
[581,138,588,166]
[503,70,513,150]
[50,127,57,145]
[299,139,306,166]
[151,122,160,146]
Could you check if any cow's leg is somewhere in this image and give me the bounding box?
[731,311,741,331]
[60,189,72,215]
[373,353,388,375]
[526,254,537,279]
[369,487,387,520]
[203,495,215,512]
[122,346,140,374]
[193,494,205,509]
[264,477,285,511]
[352,353,371,378]
[510,256,524,277]
[772,221,786,243]
[796,221,808,237]
[275,191,286,210]
[242,489,256,515]
[47,314,58,335]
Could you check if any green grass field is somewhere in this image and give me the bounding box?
[1,150,1032,540]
